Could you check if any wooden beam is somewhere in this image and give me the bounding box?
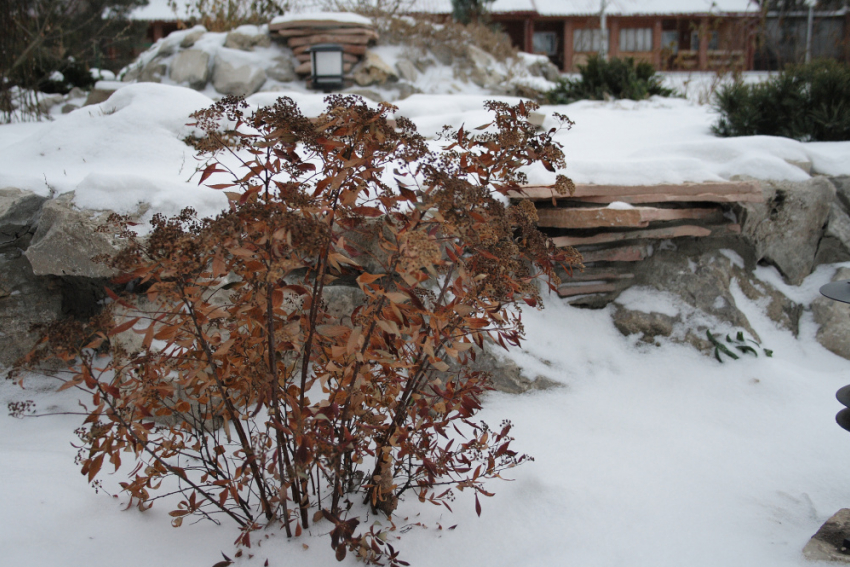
[562,270,635,282]
[292,43,368,56]
[536,206,722,229]
[557,283,619,297]
[509,181,763,203]
[552,224,740,247]
[553,225,711,247]
[579,246,647,263]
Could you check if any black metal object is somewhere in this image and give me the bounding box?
[820,280,850,433]
[308,44,344,92]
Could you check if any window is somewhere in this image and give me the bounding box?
[533,31,558,56]
[661,30,679,54]
[691,30,720,50]
[619,28,653,52]
[574,28,605,53]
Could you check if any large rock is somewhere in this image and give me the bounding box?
[803,508,850,562]
[169,49,211,89]
[524,54,561,82]
[613,246,801,354]
[0,188,45,247]
[212,52,267,96]
[352,51,398,87]
[812,267,850,360]
[0,247,63,368]
[24,194,121,278]
[84,81,127,106]
[465,45,506,89]
[395,59,418,83]
[266,56,296,82]
[138,58,168,83]
[815,202,850,265]
[224,29,271,51]
[739,177,835,285]
[179,26,207,48]
[445,344,559,395]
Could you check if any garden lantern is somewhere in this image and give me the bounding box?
[819,279,850,432]
[308,44,344,92]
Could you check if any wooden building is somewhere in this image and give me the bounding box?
[480,0,762,72]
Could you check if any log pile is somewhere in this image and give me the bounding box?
[508,181,765,299]
[268,16,378,77]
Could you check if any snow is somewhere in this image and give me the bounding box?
[3,51,850,567]
[130,0,191,21]
[270,12,374,26]
[6,266,850,567]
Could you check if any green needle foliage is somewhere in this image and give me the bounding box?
[712,60,850,142]
[707,330,773,363]
[547,55,677,104]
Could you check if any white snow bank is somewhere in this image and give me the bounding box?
[0,83,227,225]
[5,267,850,567]
[270,12,373,26]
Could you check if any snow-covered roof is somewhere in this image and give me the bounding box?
[270,12,373,26]
[130,0,190,21]
[413,0,759,15]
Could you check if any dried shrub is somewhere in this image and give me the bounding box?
[11,95,579,564]
[370,13,517,63]
[168,0,289,32]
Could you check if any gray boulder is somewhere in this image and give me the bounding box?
[612,305,675,344]
[395,59,419,83]
[812,267,850,360]
[803,508,850,562]
[83,81,126,106]
[0,188,45,247]
[444,344,559,395]
[832,176,850,212]
[0,247,63,368]
[138,58,168,83]
[525,55,561,82]
[431,44,454,66]
[353,51,398,87]
[815,202,850,265]
[224,30,271,51]
[739,177,835,285]
[24,194,121,278]
[169,49,211,90]
[465,45,505,89]
[613,246,802,354]
[212,53,267,96]
[266,56,296,82]
[179,27,207,48]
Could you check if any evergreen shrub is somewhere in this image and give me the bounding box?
[712,60,850,142]
[546,55,677,104]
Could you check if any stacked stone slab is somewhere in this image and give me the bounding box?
[508,181,764,300]
[268,15,378,78]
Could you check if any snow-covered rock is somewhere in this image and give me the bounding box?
[24,194,121,278]
[740,177,835,286]
[212,52,268,96]
[352,51,398,87]
[169,49,211,89]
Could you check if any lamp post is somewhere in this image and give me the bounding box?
[819,279,850,431]
[804,0,815,64]
[308,44,344,92]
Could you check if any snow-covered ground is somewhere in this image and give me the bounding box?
[3,75,850,567]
